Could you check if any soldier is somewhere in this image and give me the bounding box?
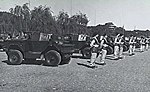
[118,34,124,59]
[140,36,145,52]
[113,33,124,60]
[145,37,149,51]
[132,36,137,53]
[128,35,134,56]
[113,33,120,60]
[6,34,12,40]
[89,34,100,67]
[95,34,108,65]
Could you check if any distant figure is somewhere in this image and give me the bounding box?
[24,33,30,40]
[140,36,145,52]
[113,33,120,60]
[128,35,134,56]
[6,34,12,40]
[145,37,149,51]
[113,33,124,60]
[132,36,137,53]
[118,34,124,59]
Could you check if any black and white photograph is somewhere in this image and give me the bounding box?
[0,0,150,92]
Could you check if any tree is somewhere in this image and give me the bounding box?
[56,11,70,34]
[56,11,89,35]
[21,3,30,32]
[71,12,89,26]
[30,5,60,34]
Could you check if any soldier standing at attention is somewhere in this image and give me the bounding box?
[89,34,100,67]
[140,36,145,52]
[113,33,120,60]
[128,35,134,56]
[145,37,149,51]
[132,36,137,53]
[118,34,124,59]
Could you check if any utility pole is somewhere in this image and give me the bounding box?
[94,9,96,25]
[28,0,31,8]
[70,0,72,16]
[134,26,136,31]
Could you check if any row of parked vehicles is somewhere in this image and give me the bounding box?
[0,32,142,66]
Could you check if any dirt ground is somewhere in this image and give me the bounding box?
[0,49,150,92]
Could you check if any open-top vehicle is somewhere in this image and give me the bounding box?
[1,32,75,66]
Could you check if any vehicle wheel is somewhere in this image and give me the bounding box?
[106,46,113,55]
[123,45,128,52]
[7,50,23,65]
[45,50,61,66]
[81,47,91,59]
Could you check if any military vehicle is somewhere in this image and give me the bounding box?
[1,32,75,66]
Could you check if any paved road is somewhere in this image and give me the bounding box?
[0,49,150,92]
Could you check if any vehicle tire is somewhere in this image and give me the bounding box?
[106,46,113,55]
[123,45,128,52]
[81,47,91,59]
[45,50,61,66]
[7,50,23,65]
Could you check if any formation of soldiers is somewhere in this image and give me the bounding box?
[88,33,150,67]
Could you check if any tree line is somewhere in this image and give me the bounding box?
[0,3,134,38]
[0,3,91,37]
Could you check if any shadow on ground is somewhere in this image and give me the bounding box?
[1,60,67,67]
[72,55,90,59]
[77,62,97,69]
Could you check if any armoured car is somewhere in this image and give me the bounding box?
[2,32,75,66]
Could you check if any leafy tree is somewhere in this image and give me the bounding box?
[56,11,89,35]
[30,5,60,34]
[71,12,89,26]
[56,11,70,34]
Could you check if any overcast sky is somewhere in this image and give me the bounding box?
[0,0,150,30]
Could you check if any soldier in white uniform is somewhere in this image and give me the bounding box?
[145,37,149,51]
[132,36,137,53]
[89,34,100,67]
[113,33,120,60]
[113,33,124,60]
[140,36,145,52]
[128,35,134,56]
[118,34,124,59]
[96,34,108,65]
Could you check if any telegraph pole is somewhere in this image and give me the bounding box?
[94,9,96,25]
[134,26,136,31]
[70,0,72,16]
[28,0,31,8]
